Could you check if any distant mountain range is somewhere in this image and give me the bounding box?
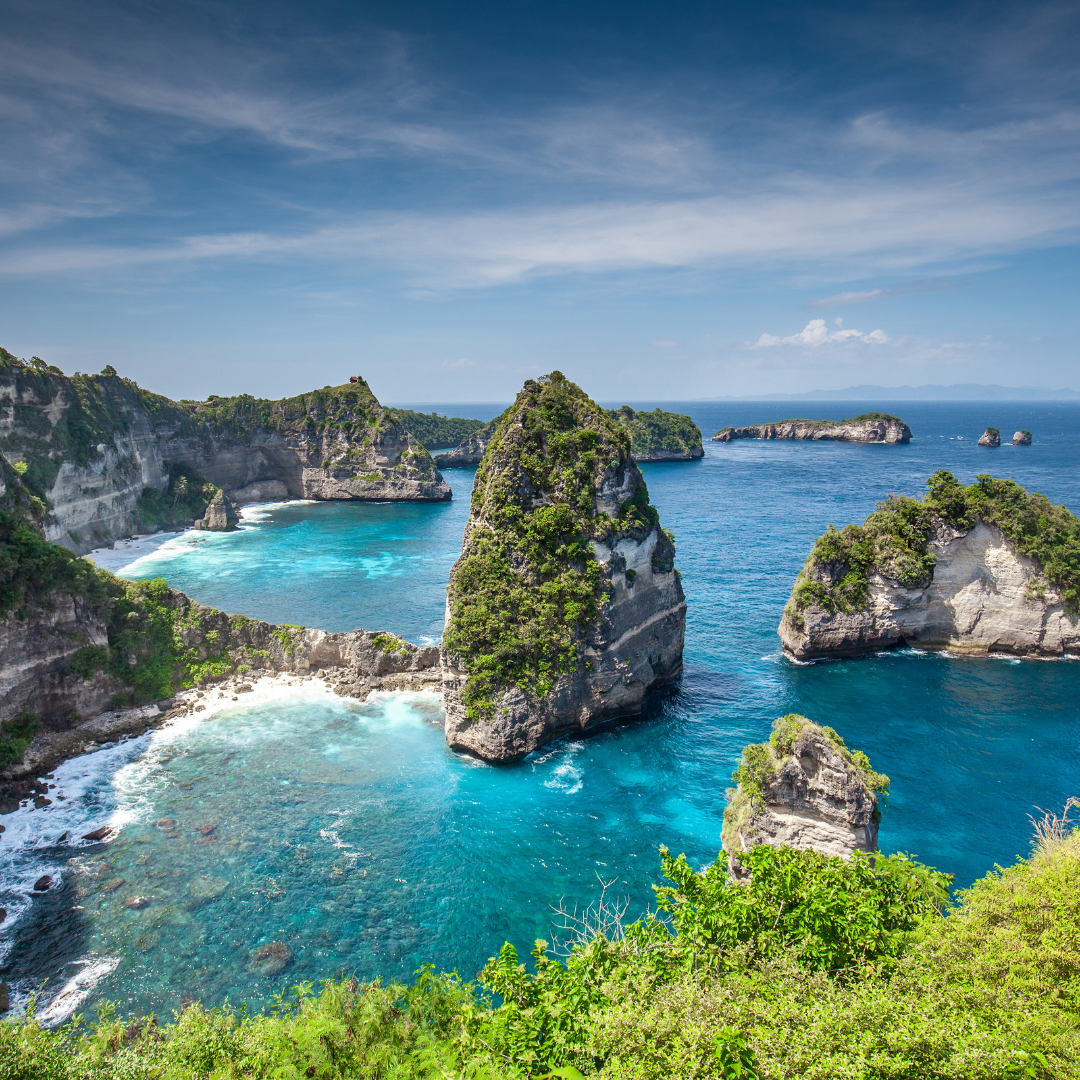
[714,383,1080,402]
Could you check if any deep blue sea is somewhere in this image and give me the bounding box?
[3,400,1079,1021]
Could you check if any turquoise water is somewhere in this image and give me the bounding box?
[3,401,1079,1020]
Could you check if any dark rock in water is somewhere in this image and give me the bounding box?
[978,426,1001,446]
[249,941,293,975]
[154,817,178,831]
[82,825,112,841]
[124,896,150,909]
[56,832,68,843]
[1012,429,1032,445]
[100,878,125,892]
[197,823,217,836]
[0,982,8,1013]
[441,372,686,762]
[723,716,885,878]
[194,490,241,531]
[33,875,51,891]
[0,908,6,924]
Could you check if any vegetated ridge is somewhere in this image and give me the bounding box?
[7,786,1078,1076]
[385,409,486,450]
[441,372,685,761]
[780,470,1080,659]
[713,412,911,444]
[0,349,450,555]
[435,405,704,467]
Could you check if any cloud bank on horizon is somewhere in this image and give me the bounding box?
[0,0,1077,401]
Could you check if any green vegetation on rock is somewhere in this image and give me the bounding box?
[0,710,39,766]
[388,409,486,449]
[443,372,672,720]
[606,406,703,459]
[6,805,1079,1078]
[135,463,219,531]
[722,716,890,855]
[787,470,1080,620]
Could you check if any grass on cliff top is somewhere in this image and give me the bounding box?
[722,715,890,856]
[442,371,672,720]
[606,406,702,458]
[787,469,1080,620]
[7,807,1079,1079]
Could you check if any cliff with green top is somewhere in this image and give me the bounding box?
[440,371,685,761]
[780,470,1080,659]
[713,412,911,443]
[723,714,888,876]
[606,405,703,460]
[0,349,450,554]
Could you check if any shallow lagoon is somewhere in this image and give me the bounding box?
[3,400,1079,1019]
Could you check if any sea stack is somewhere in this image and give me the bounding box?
[712,413,910,444]
[193,490,240,531]
[1012,430,1032,446]
[722,715,886,878]
[440,372,686,761]
[779,470,1080,659]
[978,427,1001,447]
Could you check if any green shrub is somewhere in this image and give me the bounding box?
[0,710,38,766]
[388,409,486,449]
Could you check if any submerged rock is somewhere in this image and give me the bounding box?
[779,470,1080,659]
[441,372,686,762]
[978,426,1001,446]
[1012,429,1032,445]
[193,490,240,531]
[250,941,293,976]
[713,413,911,444]
[723,715,885,877]
[33,875,51,891]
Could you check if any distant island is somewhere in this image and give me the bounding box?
[713,413,911,444]
[712,383,1080,402]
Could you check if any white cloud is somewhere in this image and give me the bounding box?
[754,319,891,347]
[442,357,476,369]
[652,339,679,349]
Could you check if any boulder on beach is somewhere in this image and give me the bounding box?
[194,490,240,531]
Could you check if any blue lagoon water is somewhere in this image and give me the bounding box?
[4,401,1080,1019]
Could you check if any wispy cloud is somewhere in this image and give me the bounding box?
[755,319,890,347]
[807,278,963,307]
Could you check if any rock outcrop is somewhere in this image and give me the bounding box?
[712,413,911,444]
[607,406,704,461]
[0,349,450,555]
[723,715,885,877]
[193,491,240,531]
[779,470,1080,659]
[978,427,1001,447]
[1012,430,1032,446]
[441,372,685,761]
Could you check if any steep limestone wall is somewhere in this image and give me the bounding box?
[441,372,685,761]
[0,350,450,554]
[713,414,911,444]
[780,471,1080,660]
[723,716,885,877]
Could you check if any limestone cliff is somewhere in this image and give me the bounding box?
[722,715,886,877]
[0,349,450,555]
[433,411,507,468]
[713,413,911,444]
[441,372,685,761]
[779,470,1080,659]
[194,490,239,531]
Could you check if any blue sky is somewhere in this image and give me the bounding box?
[1,0,1078,402]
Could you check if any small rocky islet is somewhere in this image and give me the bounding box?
[712,411,912,443]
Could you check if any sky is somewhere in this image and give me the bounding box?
[0,0,1078,403]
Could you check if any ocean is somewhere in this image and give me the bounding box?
[3,400,1078,1020]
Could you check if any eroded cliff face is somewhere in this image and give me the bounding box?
[0,350,450,555]
[781,521,1080,659]
[434,414,504,468]
[441,373,685,762]
[713,415,911,444]
[723,716,882,877]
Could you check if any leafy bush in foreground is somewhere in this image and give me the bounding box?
[4,808,1078,1079]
